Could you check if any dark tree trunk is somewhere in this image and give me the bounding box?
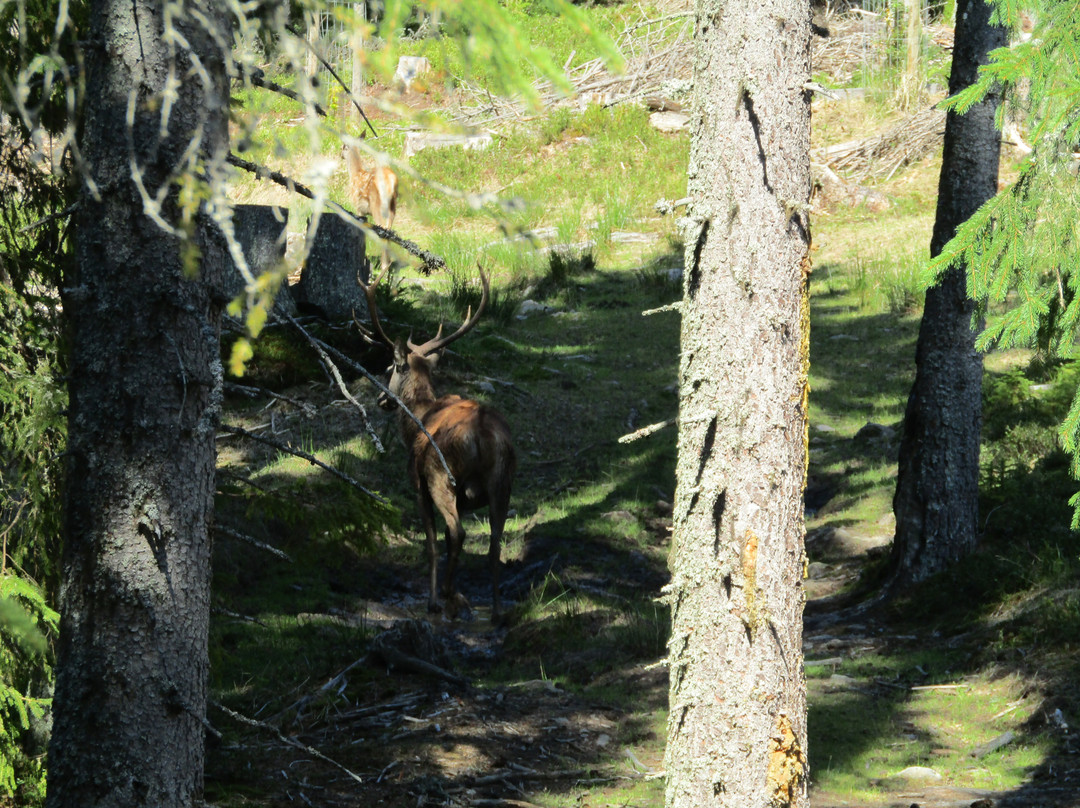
[665,1,811,805]
[888,0,1006,591]
[47,3,229,807]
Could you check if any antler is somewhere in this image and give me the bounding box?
[408,264,490,357]
[356,260,395,347]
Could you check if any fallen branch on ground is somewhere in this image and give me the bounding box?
[212,701,365,784]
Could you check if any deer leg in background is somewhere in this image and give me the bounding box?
[487,496,510,620]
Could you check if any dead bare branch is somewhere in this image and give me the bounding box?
[217,423,389,505]
[273,311,384,452]
[213,524,293,562]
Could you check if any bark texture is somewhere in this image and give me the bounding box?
[47,3,229,806]
[665,1,811,805]
[888,0,1006,592]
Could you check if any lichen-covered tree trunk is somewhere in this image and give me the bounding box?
[888,0,1006,592]
[665,1,811,806]
[47,3,229,807]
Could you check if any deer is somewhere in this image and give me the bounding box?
[360,263,516,620]
[343,135,399,273]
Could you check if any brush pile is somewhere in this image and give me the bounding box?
[813,104,946,182]
[450,7,694,127]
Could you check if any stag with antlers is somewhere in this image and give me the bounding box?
[361,264,516,619]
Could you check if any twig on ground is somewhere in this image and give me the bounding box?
[471,768,588,787]
[224,381,317,416]
[211,701,365,784]
[370,643,471,688]
[211,606,268,627]
[272,655,373,724]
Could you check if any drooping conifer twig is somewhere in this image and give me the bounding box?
[224,381,317,416]
[284,23,379,137]
[236,63,329,118]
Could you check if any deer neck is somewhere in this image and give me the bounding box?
[397,361,439,439]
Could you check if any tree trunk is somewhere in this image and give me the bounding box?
[665,1,811,806]
[888,0,1006,592]
[47,3,229,807]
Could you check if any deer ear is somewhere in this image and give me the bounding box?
[393,338,408,367]
[425,352,441,370]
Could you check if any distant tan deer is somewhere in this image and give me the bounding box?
[344,136,399,271]
[360,263,516,619]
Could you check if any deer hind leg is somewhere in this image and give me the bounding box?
[417,484,442,614]
[428,475,468,617]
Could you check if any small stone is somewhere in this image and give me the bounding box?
[893,765,943,785]
[650,111,690,133]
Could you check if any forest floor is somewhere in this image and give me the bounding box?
[206,243,1080,808]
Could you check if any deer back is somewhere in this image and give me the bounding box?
[409,397,516,509]
[345,145,398,229]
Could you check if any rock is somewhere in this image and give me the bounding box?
[517,299,554,318]
[806,526,891,561]
[855,422,896,442]
[649,111,690,133]
[404,131,493,159]
[890,765,943,785]
[393,56,431,92]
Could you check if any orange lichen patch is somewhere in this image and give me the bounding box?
[766,713,807,807]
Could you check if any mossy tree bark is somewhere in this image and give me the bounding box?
[888,0,1006,592]
[665,1,811,806]
[47,3,229,806]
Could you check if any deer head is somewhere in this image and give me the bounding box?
[358,263,490,412]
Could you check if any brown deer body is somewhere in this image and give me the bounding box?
[345,141,399,272]
[363,266,516,618]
